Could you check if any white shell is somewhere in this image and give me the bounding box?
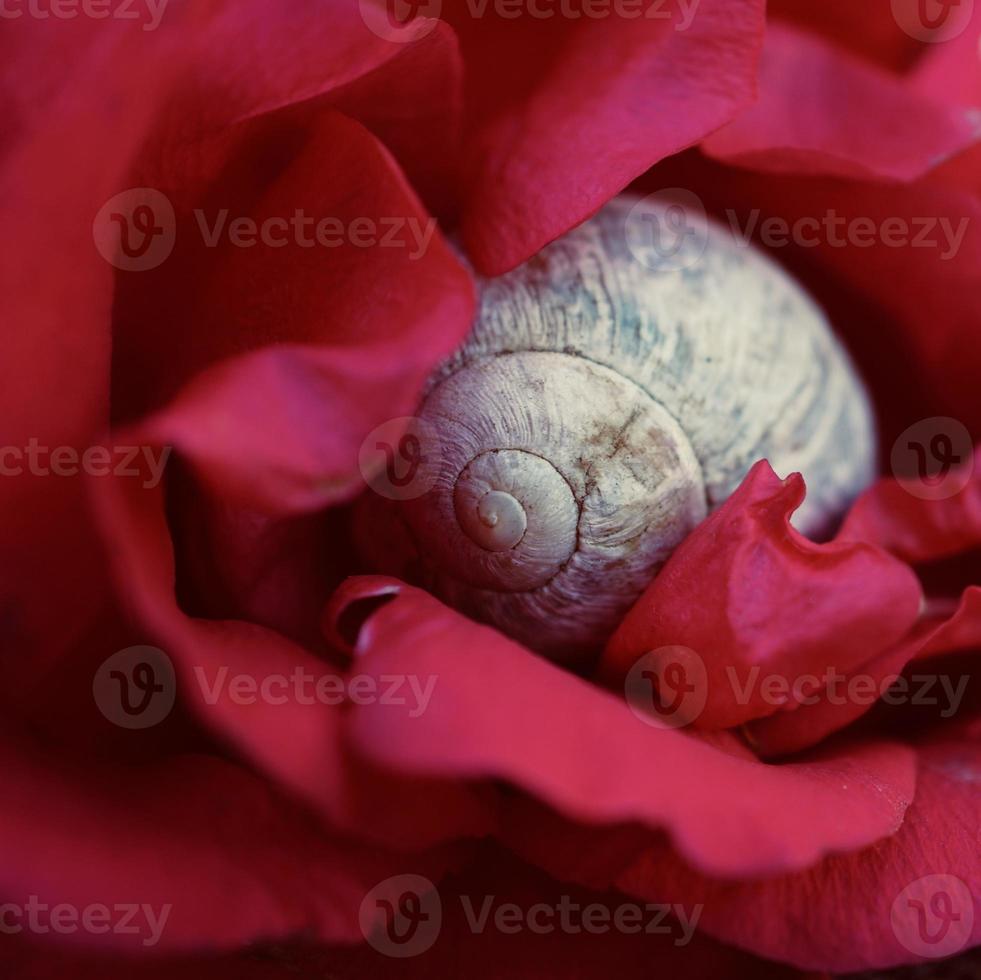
[357,196,877,661]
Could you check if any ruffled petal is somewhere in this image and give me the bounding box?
[748,587,981,756]
[328,576,916,879]
[602,462,922,729]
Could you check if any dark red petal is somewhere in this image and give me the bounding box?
[93,470,491,851]
[163,3,463,215]
[113,109,474,422]
[602,462,923,729]
[0,27,182,698]
[0,737,462,952]
[448,0,765,273]
[748,587,981,756]
[4,845,816,980]
[328,577,916,879]
[767,0,925,71]
[702,23,981,181]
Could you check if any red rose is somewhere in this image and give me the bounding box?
[2,1,979,977]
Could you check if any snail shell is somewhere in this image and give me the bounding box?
[357,195,876,661]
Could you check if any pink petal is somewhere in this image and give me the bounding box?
[602,462,922,729]
[447,0,765,273]
[702,23,981,182]
[329,577,916,879]
[839,447,981,563]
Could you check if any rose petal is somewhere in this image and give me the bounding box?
[160,3,463,215]
[3,845,815,979]
[839,447,981,563]
[0,24,182,698]
[602,462,923,729]
[93,468,491,851]
[0,736,463,952]
[768,0,924,71]
[748,587,981,756]
[609,733,981,972]
[445,0,765,273]
[702,23,981,182]
[112,109,473,423]
[328,576,916,879]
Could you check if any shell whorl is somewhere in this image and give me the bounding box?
[358,196,877,660]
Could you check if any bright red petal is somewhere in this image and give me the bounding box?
[447,0,765,273]
[328,576,916,879]
[602,462,922,729]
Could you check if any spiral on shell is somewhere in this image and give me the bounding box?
[357,195,876,661]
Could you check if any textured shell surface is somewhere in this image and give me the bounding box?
[358,195,877,660]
